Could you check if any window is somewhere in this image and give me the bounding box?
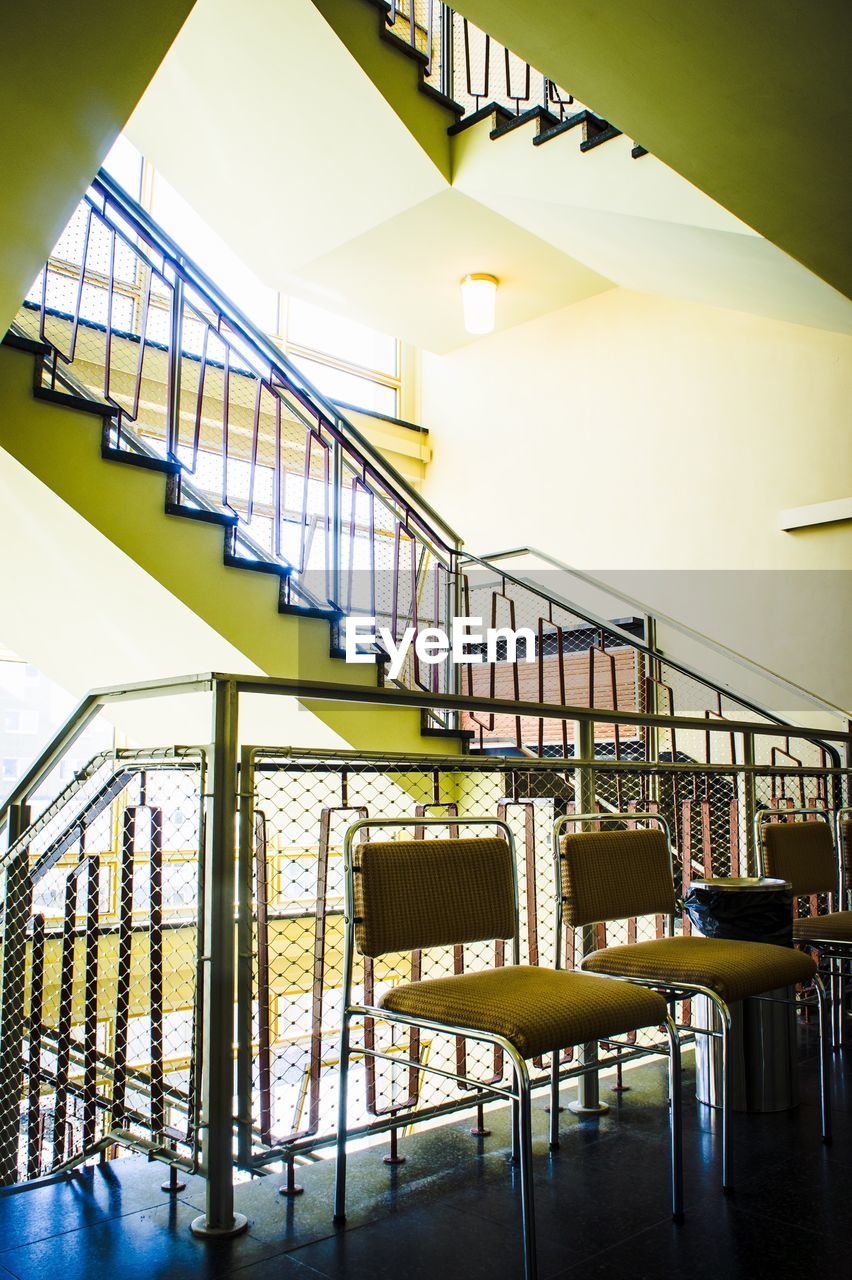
[4,709,38,734]
[98,137,405,417]
[150,171,279,334]
[102,134,143,202]
[2,759,19,781]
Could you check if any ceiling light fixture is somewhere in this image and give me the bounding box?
[460,273,498,335]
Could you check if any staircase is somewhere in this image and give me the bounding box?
[338,0,641,158]
[0,171,471,754]
[2,165,845,761]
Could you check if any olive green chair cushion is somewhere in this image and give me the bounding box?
[560,827,677,927]
[760,821,837,896]
[794,911,852,943]
[581,936,816,1003]
[354,837,515,958]
[380,965,668,1060]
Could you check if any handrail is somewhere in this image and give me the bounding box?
[2,668,849,848]
[476,546,850,722]
[12,321,317,595]
[459,550,807,735]
[92,171,462,552]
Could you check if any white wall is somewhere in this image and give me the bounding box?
[420,288,852,713]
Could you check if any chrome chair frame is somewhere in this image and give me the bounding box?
[756,806,851,1049]
[553,811,832,1193]
[334,815,684,1280]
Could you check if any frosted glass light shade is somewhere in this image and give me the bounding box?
[460,273,498,335]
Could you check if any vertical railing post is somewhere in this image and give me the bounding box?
[191,680,247,1238]
[741,732,758,877]
[0,802,32,1185]
[440,5,455,99]
[570,720,609,1115]
[235,747,255,1169]
[330,437,343,612]
[451,548,464,701]
[166,271,184,463]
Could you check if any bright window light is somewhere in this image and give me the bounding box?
[151,173,279,333]
[287,297,397,376]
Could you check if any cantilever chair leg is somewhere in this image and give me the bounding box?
[508,1050,538,1280]
[664,1015,684,1221]
[717,998,733,1193]
[333,1010,351,1224]
[815,974,832,1144]
[548,1055,560,1150]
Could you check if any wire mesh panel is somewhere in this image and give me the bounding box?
[242,747,844,1167]
[0,751,204,1185]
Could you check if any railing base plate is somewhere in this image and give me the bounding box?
[190,1213,248,1238]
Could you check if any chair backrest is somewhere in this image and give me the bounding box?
[759,820,837,896]
[353,837,516,958]
[559,827,677,927]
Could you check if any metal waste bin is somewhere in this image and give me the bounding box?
[684,877,798,1113]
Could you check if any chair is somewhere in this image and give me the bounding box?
[553,811,831,1191]
[757,807,852,1047]
[334,816,684,1280]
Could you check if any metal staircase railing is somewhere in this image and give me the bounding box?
[7,170,845,754]
[380,0,586,123]
[0,671,848,1223]
[13,168,462,664]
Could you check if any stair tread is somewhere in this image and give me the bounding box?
[533,109,593,145]
[34,385,115,417]
[490,105,561,140]
[165,501,239,528]
[448,101,514,136]
[102,444,181,476]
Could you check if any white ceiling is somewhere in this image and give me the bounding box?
[126,0,852,352]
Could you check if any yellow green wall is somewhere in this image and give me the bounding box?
[420,288,852,711]
[0,0,195,333]
[451,0,852,298]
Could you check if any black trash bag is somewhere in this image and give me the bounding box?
[683,884,794,948]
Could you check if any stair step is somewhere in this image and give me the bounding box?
[419,722,475,742]
[164,501,238,529]
[580,122,623,152]
[533,108,591,146]
[2,329,50,357]
[224,552,291,579]
[490,105,561,140]
[33,385,115,418]
[102,442,181,476]
[448,101,514,136]
[280,600,341,623]
[420,80,464,117]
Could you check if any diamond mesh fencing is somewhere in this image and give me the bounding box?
[0,750,204,1186]
[238,746,850,1168]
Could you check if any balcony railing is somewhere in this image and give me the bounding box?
[0,673,848,1222]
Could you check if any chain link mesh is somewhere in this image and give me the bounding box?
[240,748,851,1166]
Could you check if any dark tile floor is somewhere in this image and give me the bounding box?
[1,1036,848,1280]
